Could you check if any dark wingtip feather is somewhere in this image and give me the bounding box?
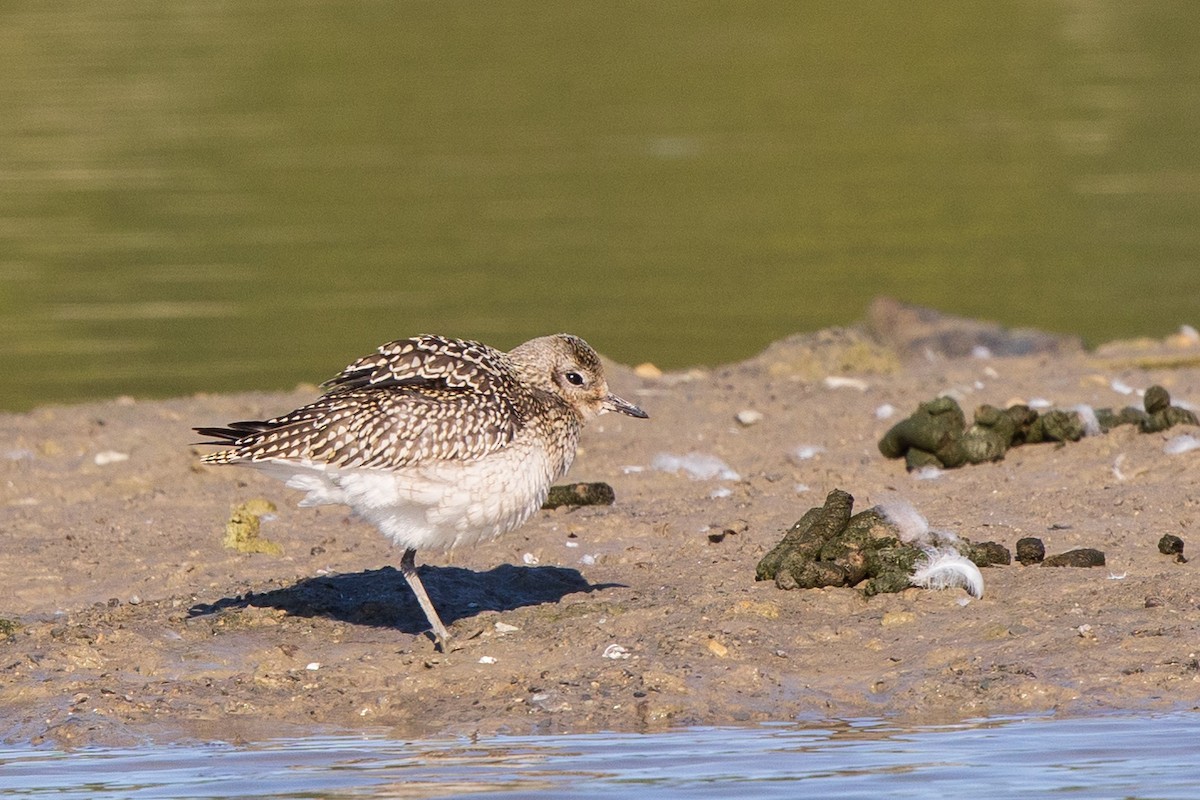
[192,419,272,445]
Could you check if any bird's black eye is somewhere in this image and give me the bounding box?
[564,371,585,386]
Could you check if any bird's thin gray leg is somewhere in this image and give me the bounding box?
[400,548,450,651]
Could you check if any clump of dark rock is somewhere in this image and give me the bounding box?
[879,385,1198,471]
[1157,534,1187,564]
[1042,548,1106,568]
[1016,537,1046,565]
[542,482,616,509]
[754,488,1009,596]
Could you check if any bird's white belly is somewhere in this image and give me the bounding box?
[253,444,567,552]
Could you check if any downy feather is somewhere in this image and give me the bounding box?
[910,548,985,599]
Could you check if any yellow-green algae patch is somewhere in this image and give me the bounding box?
[222,498,283,556]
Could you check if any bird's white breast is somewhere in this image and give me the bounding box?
[253,440,570,552]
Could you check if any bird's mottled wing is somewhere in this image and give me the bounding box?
[197,385,523,469]
[325,335,514,396]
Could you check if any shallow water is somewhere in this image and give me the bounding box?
[2,2,1200,409]
[4,713,1199,799]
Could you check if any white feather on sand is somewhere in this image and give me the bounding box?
[910,548,985,599]
[877,498,930,543]
[877,498,960,547]
[1071,404,1103,437]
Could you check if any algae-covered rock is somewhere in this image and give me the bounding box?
[878,384,1197,473]
[756,489,999,596]
[878,396,1092,469]
[223,499,283,556]
[1042,548,1106,568]
[1091,386,1195,435]
[860,542,924,596]
[542,482,616,509]
[0,617,20,640]
[1144,385,1171,414]
[877,396,966,468]
[1003,405,1041,445]
[1025,409,1086,444]
[962,540,1012,567]
[1094,406,1149,431]
[1015,537,1045,565]
[958,404,1018,464]
[1139,385,1199,433]
[756,489,855,587]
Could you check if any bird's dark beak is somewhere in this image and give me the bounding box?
[603,392,648,419]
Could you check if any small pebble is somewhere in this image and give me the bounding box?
[1158,534,1185,555]
[823,376,869,391]
[790,445,825,462]
[633,362,662,379]
[735,409,763,427]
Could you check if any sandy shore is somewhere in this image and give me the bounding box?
[3,300,1199,746]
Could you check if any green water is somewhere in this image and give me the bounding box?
[2,1,1198,410]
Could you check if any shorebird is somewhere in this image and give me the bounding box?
[195,333,647,650]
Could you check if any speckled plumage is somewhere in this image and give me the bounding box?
[195,333,647,649]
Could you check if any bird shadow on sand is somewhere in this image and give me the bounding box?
[189,564,622,635]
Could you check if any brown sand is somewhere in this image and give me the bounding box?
[3,304,1199,746]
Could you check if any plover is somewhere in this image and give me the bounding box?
[195,333,647,650]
